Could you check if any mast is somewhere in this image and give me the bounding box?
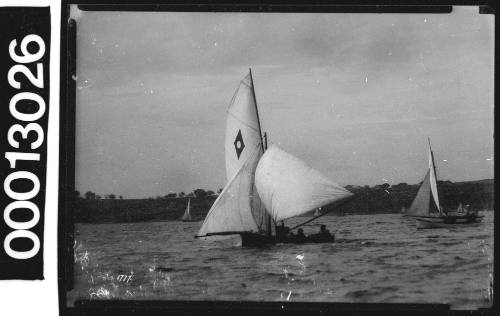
[263,132,272,236]
[428,137,438,182]
[249,68,272,236]
[249,68,265,153]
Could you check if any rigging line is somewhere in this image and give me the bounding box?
[195,230,252,238]
[289,195,355,231]
[227,74,255,104]
[226,111,262,134]
[225,80,261,135]
[240,80,252,88]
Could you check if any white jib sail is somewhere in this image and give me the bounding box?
[181,198,191,220]
[197,145,262,237]
[406,170,431,216]
[255,145,353,222]
[225,72,263,181]
[428,145,441,213]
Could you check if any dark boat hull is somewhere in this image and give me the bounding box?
[240,233,277,247]
[414,214,484,229]
[240,233,335,247]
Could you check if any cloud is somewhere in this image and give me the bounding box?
[73,7,494,197]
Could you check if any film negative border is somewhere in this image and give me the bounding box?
[58,1,497,315]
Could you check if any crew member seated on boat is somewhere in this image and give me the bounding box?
[296,228,306,241]
[286,228,306,243]
[465,205,477,217]
[318,225,334,241]
[319,225,331,236]
[276,222,291,241]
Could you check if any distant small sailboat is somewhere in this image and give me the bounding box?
[181,198,197,222]
[405,139,483,229]
[195,69,353,246]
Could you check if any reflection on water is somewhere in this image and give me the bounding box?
[68,212,493,309]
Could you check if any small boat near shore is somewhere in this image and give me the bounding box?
[180,198,198,222]
[415,215,483,229]
[405,139,484,229]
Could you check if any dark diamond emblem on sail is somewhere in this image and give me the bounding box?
[234,130,245,159]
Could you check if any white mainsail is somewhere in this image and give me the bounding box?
[225,72,263,181]
[181,198,192,221]
[255,145,353,222]
[428,142,441,213]
[197,70,270,237]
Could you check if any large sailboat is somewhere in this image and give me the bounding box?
[195,69,353,246]
[405,139,483,229]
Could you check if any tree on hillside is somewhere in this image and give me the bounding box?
[165,193,177,198]
[207,190,215,196]
[217,188,223,194]
[95,195,101,199]
[84,191,96,199]
[178,192,185,197]
[75,190,81,199]
[119,195,123,199]
[107,194,116,199]
[194,189,207,198]
[187,192,195,197]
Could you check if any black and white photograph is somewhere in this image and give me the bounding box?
[66,5,493,311]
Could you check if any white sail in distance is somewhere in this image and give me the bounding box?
[255,145,353,222]
[181,198,192,221]
[406,140,443,217]
[406,170,431,216]
[428,143,441,213]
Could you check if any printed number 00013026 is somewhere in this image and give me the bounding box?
[3,34,46,260]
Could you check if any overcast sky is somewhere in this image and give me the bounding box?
[72,6,494,198]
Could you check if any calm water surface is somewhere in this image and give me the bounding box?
[69,212,493,309]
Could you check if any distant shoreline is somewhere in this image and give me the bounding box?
[73,179,493,224]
